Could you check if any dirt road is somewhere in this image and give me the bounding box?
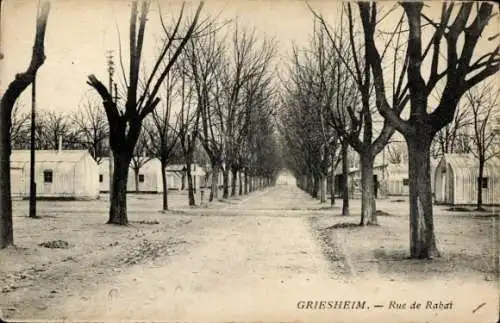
[47,186,338,322]
[3,186,497,322]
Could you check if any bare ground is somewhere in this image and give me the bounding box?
[0,187,498,323]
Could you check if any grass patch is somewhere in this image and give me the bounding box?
[447,206,472,212]
[159,209,186,215]
[130,220,160,225]
[375,210,396,217]
[470,213,498,219]
[38,240,70,249]
[322,222,360,230]
[290,206,337,211]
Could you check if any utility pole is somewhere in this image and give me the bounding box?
[29,75,37,218]
[0,0,3,60]
[107,50,114,198]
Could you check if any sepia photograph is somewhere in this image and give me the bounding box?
[0,0,499,322]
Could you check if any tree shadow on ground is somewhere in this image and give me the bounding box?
[375,210,400,217]
[322,222,360,230]
[372,248,497,278]
[291,206,340,211]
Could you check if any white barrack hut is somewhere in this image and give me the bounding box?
[99,157,165,193]
[10,150,99,200]
[385,163,409,196]
[434,153,500,205]
[165,164,206,192]
[383,159,438,196]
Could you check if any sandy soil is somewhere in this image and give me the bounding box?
[0,186,498,323]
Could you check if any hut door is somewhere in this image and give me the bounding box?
[42,170,54,195]
[440,171,446,204]
[446,166,454,204]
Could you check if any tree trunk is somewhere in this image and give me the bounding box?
[330,172,335,207]
[231,166,238,197]
[210,164,220,202]
[0,0,50,249]
[222,167,229,198]
[407,136,439,259]
[244,170,248,195]
[109,153,131,225]
[320,175,327,203]
[186,162,195,206]
[161,160,169,211]
[311,176,319,198]
[239,171,243,195]
[342,142,349,216]
[477,158,485,210]
[0,106,13,248]
[359,153,377,226]
[181,172,186,190]
[134,168,139,193]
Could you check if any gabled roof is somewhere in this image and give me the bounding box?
[442,153,476,170]
[439,153,500,178]
[348,163,388,174]
[11,150,88,163]
[167,164,206,176]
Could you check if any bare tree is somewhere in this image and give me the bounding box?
[465,81,500,209]
[187,28,225,202]
[363,2,499,258]
[35,110,82,150]
[231,66,274,197]
[311,5,409,225]
[245,91,281,190]
[216,26,276,199]
[0,1,50,248]
[10,103,31,150]
[87,0,204,224]
[177,61,200,206]
[72,95,109,163]
[431,86,472,157]
[143,71,180,210]
[279,80,326,200]
[385,141,406,164]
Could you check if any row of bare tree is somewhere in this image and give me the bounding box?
[11,103,107,155]
[280,2,499,259]
[0,0,283,249]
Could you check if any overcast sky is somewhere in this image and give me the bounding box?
[1,0,498,118]
[0,0,342,114]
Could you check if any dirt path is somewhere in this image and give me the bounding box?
[5,186,497,322]
[34,186,339,322]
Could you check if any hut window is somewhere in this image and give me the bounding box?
[43,170,53,183]
[139,174,145,183]
[403,178,409,186]
[99,174,103,183]
[479,177,488,189]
